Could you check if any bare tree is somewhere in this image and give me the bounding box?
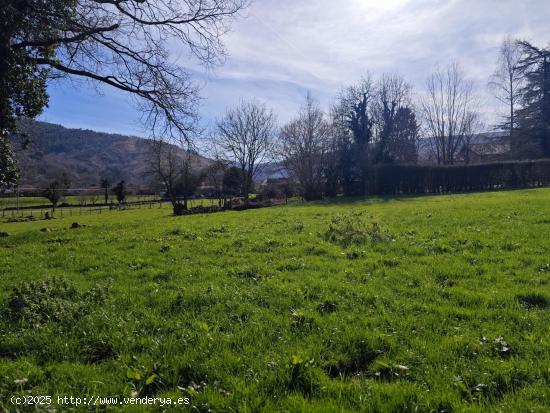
[204,157,229,207]
[372,74,412,162]
[147,139,197,214]
[488,36,525,140]
[88,192,100,205]
[44,180,69,212]
[278,94,330,201]
[421,63,481,165]
[216,100,277,202]
[4,0,248,149]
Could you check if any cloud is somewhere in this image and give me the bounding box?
[41,0,550,135]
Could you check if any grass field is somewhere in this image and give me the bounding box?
[1,189,549,412]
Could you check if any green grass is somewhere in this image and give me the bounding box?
[1,189,549,412]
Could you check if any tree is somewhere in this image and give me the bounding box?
[173,159,202,211]
[43,175,70,212]
[345,77,375,147]
[488,37,524,145]
[100,178,111,204]
[0,137,18,189]
[278,94,330,201]
[331,77,375,195]
[216,100,276,202]
[330,99,355,195]
[421,63,481,165]
[205,158,229,207]
[372,74,412,163]
[89,192,100,205]
[1,0,248,187]
[515,41,550,158]
[222,166,244,198]
[323,128,341,197]
[112,180,127,204]
[388,107,420,163]
[146,139,198,215]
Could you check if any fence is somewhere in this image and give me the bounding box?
[0,198,222,220]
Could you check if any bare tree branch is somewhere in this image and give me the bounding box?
[215,100,276,201]
[421,63,481,165]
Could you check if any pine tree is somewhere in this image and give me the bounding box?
[516,41,550,158]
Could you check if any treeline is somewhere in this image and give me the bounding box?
[276,38,550,200]
[196,38,550,205]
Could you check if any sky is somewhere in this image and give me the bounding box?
[39,0,550,139]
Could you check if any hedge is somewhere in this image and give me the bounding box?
[360,159,550,195]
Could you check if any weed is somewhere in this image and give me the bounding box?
[517,293,549,309]
[286,355,319,395]
[323,212,389,247]
[3,277,107,327]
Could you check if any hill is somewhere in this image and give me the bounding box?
[11,120,211,190]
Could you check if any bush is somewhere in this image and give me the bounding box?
[516,293,549,309]
[355,159,550,195]
[324,334,393,378]
[3,277,107,327]
[286,355,320,395]
[323,213,389,247]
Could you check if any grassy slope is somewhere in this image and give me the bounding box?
[1,189,549,412]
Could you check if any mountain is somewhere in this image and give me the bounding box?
[11,120,211,190]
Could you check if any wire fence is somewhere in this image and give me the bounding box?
[0,197,222,220]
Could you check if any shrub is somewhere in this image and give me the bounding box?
[4,277,107,327]
[358,159,550,196]
[517,293,549,309]
[323,212,389,247]
[316,300,338,314]
[286,355,320,395]
[324,335,392,378]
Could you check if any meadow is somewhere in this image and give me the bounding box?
[0,189,549,412]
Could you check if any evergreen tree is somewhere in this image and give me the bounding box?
[112,181,127,204]
[333,77,374,195]
[389,107,419,164]
[100,178,111,204]
[222,167,244,197]
[516,41,550,158]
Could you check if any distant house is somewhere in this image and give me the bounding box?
[258,177,290,193]
[458,142,511,164]
[458,132,511,164]
[261,177,287,186]
[418,132,511,165]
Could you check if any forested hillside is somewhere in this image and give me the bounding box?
[12,120,210,189]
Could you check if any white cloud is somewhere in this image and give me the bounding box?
[42,0,550,134]
[206,0,550,125]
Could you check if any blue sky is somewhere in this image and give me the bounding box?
[40,0,550,138]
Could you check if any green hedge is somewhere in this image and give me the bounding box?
[362,159,550,195]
